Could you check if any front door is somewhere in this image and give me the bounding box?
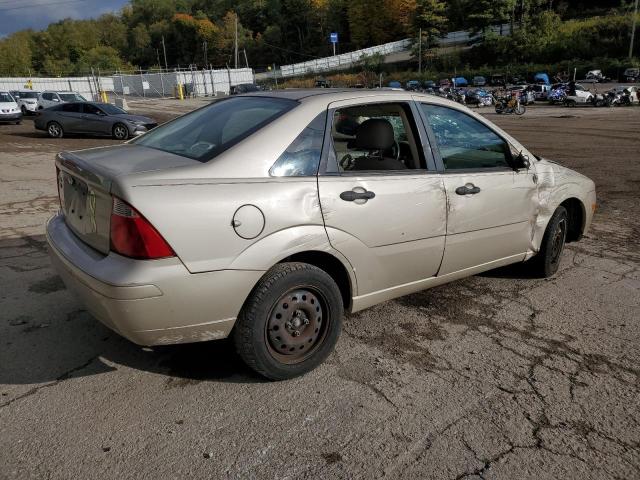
[317,99,447,300]
[81,103,110,135]
[417,103,538,275]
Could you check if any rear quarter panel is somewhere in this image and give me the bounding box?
[120,178,328,274]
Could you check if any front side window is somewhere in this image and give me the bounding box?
[42,93,54,101]
[331,102,423,172]
[134,96,296,162]
[420,104,510,170]
[82,104,104,115]
[0,92,13,102]
[270,112,326,177]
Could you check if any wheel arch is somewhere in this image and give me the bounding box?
[559,197,586,243]
[278,250,354,311]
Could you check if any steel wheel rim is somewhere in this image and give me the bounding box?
[48,124,60,137]
[114,125,127,139]
[550,218,567,266]
[265,287,329,365]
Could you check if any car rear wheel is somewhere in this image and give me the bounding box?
[527,206,568,278]
[112,123,129,140]
[234,262,343,380]
[47,121,63,138]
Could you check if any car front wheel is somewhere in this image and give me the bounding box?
[528,206,568,278]
[234,262,344,380]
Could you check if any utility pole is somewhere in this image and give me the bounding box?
[161,36,169,71]
[234,14,239,69]
[243,48,249,68]
[203,41,208,67]
[630,0,639,59]
[418,28,422,75]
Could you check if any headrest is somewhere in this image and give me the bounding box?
[354,118,395,150]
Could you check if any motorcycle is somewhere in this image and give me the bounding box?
[590,92,609,107]
[493,92,526,115]
[548,86,567,105]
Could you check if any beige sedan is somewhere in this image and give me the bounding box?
[47,90,596,380]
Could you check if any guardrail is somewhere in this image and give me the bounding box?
[279,24,512,78]
[280,39,411,78]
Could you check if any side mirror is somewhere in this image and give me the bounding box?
[513,151,531,170]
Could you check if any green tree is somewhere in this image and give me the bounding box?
[0,31,34,76]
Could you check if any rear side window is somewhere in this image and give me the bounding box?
[134,97,296,162]
[62,103,81,113]
[42,93,54,101]
[270,112,326,177]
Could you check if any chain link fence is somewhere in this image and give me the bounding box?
[0,67,255,103]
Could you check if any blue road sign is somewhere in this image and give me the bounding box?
[330,32,338,44]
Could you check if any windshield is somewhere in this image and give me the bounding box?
[99,104,127,115]
[0,92,14,102]
[59,93,86,102]
[133,96,297,162]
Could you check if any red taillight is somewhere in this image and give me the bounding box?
[110,196,175,259]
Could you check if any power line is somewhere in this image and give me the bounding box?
[0,0,91,12]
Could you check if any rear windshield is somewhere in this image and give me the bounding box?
[133,96,297,162]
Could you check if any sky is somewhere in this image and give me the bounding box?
[0,0,129,37]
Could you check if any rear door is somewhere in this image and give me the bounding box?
[416,102,538,275]
[58,103,83,132]
[317,97,446,299]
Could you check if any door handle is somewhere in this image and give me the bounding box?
[455,183,481,195]
[340,189,376,202]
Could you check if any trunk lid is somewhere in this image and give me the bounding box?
[56,144,199,254]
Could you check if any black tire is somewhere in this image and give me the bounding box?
[15,120,21,125]
[112,123,129,140]
[565,99,576,107]
[527,206,568,278]
[21,105,27,115]
[47,121,63,138]
[233,262,344,380]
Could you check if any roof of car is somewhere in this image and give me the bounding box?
[241,88,429,102]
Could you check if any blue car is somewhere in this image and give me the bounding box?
[453,77,468,87]
[405,80,422,91]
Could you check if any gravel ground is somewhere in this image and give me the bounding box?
[0,100,638,479]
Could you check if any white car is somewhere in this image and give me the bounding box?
[37,91,87,110]
[564,84,593,106]
[0,91,22,124]
[10,90,41,114]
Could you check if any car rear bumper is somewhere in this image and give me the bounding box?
[46,214,263,346]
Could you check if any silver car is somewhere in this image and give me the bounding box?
[46,90,596,380]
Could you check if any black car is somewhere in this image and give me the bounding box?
[34,102,157,139]
[230,83,260,95]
